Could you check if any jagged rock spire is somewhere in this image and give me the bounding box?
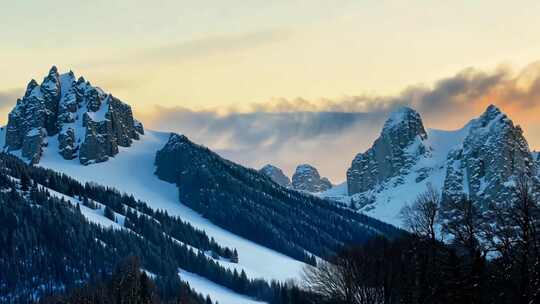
[48,65,58,75]
[24,79,39,97]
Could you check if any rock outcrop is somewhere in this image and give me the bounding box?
[292,164,332,193]
[4,66,144,165]
[441,105,537,206]
[533,151,540,176]
[259,164,291,188]
[346,107,429,195]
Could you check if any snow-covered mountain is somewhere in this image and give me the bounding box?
[4,66,143,165]
[320,105,538,226]
[442,105,537,205]
[291,164,332,193]
[259,164,291,188]
[346,106,429,196]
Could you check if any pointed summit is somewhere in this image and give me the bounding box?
[41,66,61,96]
[484,103,502,115]
[259,164,291,188]
[347,106,429,195]
[442,103,536,205]
[292,164,332,192]
[382,106,427,141]
[477,104,505,126]
[24,79,39,97]
[77,76,86,85]
[48,65,59,76]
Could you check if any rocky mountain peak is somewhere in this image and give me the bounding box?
[442,104,537,205]
[478,104,502,124]
[347,107,429,195]
[77,76,86,85]
[292,164,332,193]
[259,164,291,188]
[42,66,61,94]
[48,65,59,75]
[24,79,39,97]
[382,106,427,139]
[4,66,144,165]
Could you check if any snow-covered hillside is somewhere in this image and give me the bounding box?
[178,270,264,304]
[39,131,307,278]
[0,127,304,303]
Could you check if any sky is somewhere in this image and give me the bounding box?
[2,0,540,181]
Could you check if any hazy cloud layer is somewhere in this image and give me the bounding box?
[143,62,540,181]
[242,62,540,127]
[147,109,387,182]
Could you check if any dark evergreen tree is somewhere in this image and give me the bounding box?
[104,205,116,222]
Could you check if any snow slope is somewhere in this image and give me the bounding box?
[3,129,307,283]
[320,125,471,226]
[178,269,264,304]
[39,185,126,230]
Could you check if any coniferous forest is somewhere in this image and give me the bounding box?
[0,153,311,304]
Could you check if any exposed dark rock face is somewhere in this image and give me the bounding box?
[533,151,539,174]
[58,127,77,159]
[292,164,332,193]
[346,107,428,195]
[4,66,144,165]
[442,105,537,206]
[134,119,145,135]
[259,164,291,188]
[21,128,47,164]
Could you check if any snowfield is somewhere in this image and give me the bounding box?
[178,269,265,304]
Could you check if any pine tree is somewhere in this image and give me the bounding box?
[104,205,116,222]
[231,249,239,263]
